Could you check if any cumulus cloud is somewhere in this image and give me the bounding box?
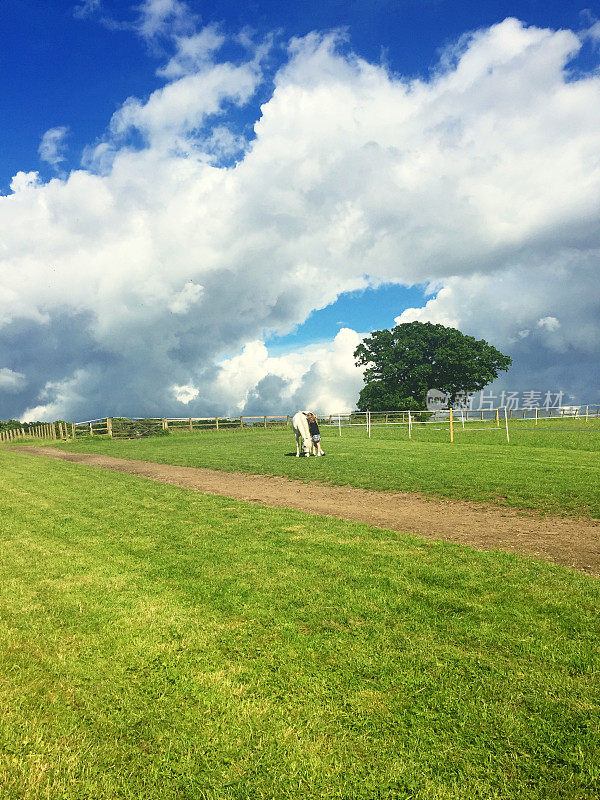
[109,61,260,150]
[537,316,560,331]
[135,0,198,42]
[9,171,41,192]
[0,368,26,393]
[172,383,199,403]
[1,17,600,421]
[158,24,226,79]
[168,281,204,314]
[38,126,69,168]
[214,328,365,414]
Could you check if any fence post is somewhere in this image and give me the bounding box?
[89,422,93,437]
[495,408,499,427]
[240,416,244,429]
[338,414,342,437]
[504,407,510,444]
[535,407,538,425]
[214,417,218,431]
[586,405,589,422]
[189,417,193,432]
[449,407,454,443]
[287,415,290,426]
[264,415,267,429]
[106,418,112,438]
[408,410,412,439]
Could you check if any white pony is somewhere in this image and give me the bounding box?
[292,411,315,457]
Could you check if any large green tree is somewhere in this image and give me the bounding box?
[354,321,512,411]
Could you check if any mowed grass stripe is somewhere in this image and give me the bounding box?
[1,450,599,799]
[51,423,600,517]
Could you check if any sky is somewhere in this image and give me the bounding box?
[1,0,599,420]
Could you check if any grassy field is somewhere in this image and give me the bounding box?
[48,418,600,517]
[0,447,599,799]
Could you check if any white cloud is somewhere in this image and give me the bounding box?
[537,316,560,331]
[73,0,101,19]
[109,61,260,150]
[20,370,88,422]
[158,24,226,79]
[135,0,197,42]
[0,368,26,393]
[172,383,199,403]
[214,328,365,414]
[168,281,204,313]
[9,171,41,192]
[39,126,69,168]
[2,17,600,421]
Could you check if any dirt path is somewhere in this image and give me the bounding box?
[12,446,600,575]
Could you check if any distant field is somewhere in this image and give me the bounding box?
[1,448,599,799]
[47,418,600,517]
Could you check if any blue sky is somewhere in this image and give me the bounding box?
[1,1,594,187]
[1,0,599,418]
[2,1,595,194]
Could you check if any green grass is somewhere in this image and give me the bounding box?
[0,448,599,799]
[48,418,600,517]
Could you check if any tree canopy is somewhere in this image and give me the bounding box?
[354,321,512,411]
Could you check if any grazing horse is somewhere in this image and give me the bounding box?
[292,411,315,457]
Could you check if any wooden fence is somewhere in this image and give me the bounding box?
[71,415,294,439]
[3,405,599,443]
[0,422,71,443]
